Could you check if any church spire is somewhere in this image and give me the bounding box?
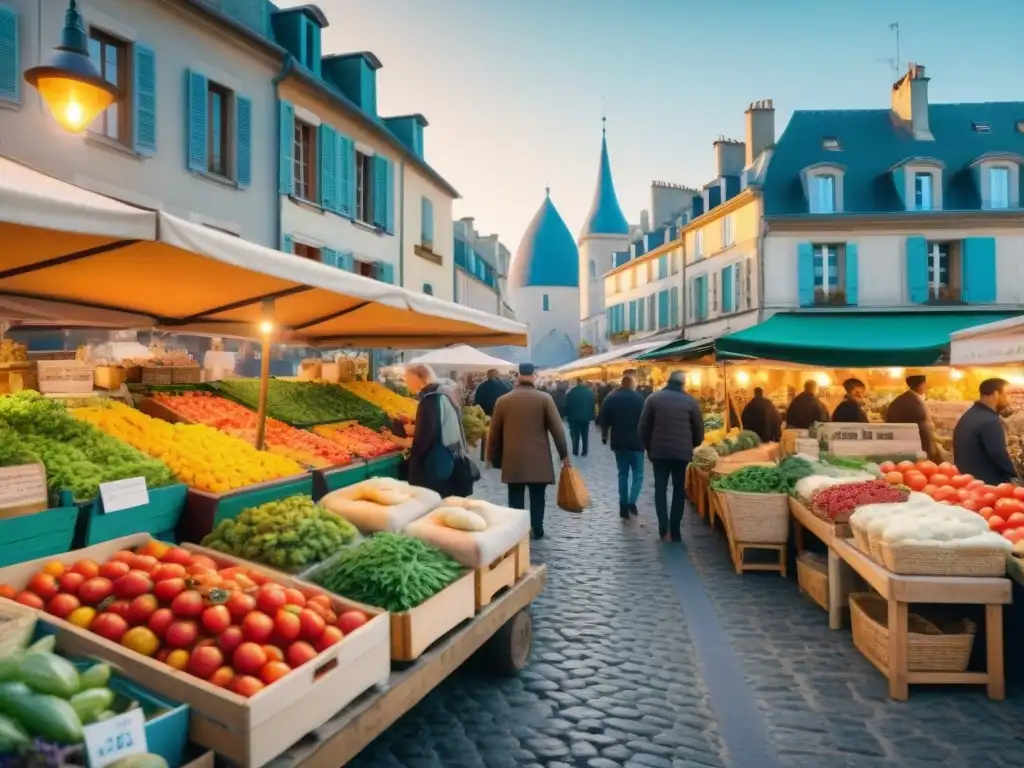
[579,118,629,241]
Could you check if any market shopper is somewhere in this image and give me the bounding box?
[638,371,704,542]
[565,377,596,456]
[551,380,569,419]
[831,378,869,423]
[486,363,571,540]
[405,364,477,497]
[741,387,782,443]
[887,375,939,461]
[952,378,1017,486]
[785,380,829,429]
[598,375,646,519]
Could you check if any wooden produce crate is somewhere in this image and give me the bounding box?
[177,473,314,543]
[0,534,392,767]
[36,359,93,394]
[0,504,79,567]
[94,364,127,390]
[476,537,529,609]
[311,459,368,501]
[137,395,195,425]
[0,360,36,394]
[69,483,189,546]
[391,571,476,662]
[0,462,48,518]
[796,552,828,611]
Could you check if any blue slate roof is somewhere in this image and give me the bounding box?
[510,191,580,288]
[763,103,1024,215]
[579,128,630,240]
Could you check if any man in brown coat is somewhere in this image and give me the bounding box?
[887,374,938,461]
[487,362,570,539]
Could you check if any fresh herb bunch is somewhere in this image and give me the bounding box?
[217,379,389,430]
[313,533,464,612]
[712,465,786,493]
[778,456,817,489]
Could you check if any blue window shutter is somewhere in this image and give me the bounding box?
[0,7,18,104]
[543,294,550,311]
[320,248,336,267]
[423,283,433,295]
[235,95,252,188]
[186,71,208,172]
[629,300,637,331]
[658,290,669,328]
[905,236,928,303]
[373,156,391,231]
[338,251,355,272]
[671,286,680,327]
[963,236,997,303]
[280,234,293,253]
[132,44,157,155]
[278,100,294,194]
[337,134,354,218]
[319,124,338,210]
[698,276,708,319]
[421,197,434,245]
[845,243,859,305]
[797,242,815,307]
[379,262,395,284]
[385,159,395,234]
[721,267,734,313]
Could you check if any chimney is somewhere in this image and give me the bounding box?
[744,100,775,166]
[891,63,932,140]
[713,138,746,178]
[639,209,650,233]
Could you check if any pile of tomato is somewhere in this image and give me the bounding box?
[879,459,1024,545]
[0,540,370,698]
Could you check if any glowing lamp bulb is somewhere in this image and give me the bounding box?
[887,367,905,378]
[814,372,832,388]
[949,369,964,381]
[35,76,113,132]
[735,370,751,386]
[259,320,274,335]
[690,372,702,387]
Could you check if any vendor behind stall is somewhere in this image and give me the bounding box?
[887,374,939,461]
[832,378,869,423]
[785,380,830,429]
[953,378,1017,486]
[741,387,782,443]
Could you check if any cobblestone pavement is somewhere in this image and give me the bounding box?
[350,427,1024,768]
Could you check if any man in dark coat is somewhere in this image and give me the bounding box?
[886,374,938,461]
[565,377,596,457]
[550,381,569,419]
[596,381,614,411]
[785,380,829,429]
[473,369,508,417]
[953,378,1017,486]
[638,371,705,542]
[741,387,782,443]
[598,375,646,519]
[832,378,869,423]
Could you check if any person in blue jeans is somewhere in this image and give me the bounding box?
[597,375,646,520]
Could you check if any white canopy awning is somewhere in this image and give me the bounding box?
[407,344,516,372]
[0,156,527,349]
[949,315,1024,366]
[544,340,663,377]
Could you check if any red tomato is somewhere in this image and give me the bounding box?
[209,666,235,689]
[187,555,219,572]
[989,515,1008,532]
[27,573,59,601]
[256,585,287,615]
[287,641,318,667]
[148,608,175,638]
[161,547,192,566]
[231,675,265,698]
[1013,487,1024,501]
[904,472,928,492]
[98,561,131,581]
[1004,528,1024,544]
[171,590,205,619]
[315,626,343,652]
[58,572,85,596]
[879,461,897,474]
[15,591,44,609]
[46,593,80,619]
[956,488,973,502]
[896,461,916,474]
[930,473,951,488]
[113,571,153,600]
[997,483,1017,498]
[298,609,326,641]
[201,605,231,636]
[218,626,244,655]
[262,644,285,663]
[1005,511,1024,528]
[109,550,136,565]
[274,609,302,642]
[994,497,1023,516]
[129,555,159,574]
[961,499,980,512]
[282,588,306,608]
[938,461,958,475]
[949,474,974,489]
[151,563,187,582]
[337,610,369,635]
[966,479,985,490]
[260,660,292,685]
[885,471,904,486]
[915,460,938,477]
[78,577,114,606]
[232,642,268,675]
[127,594,159,625]
[70,560,100,579]
[933,486,959,503]
[226,592,257,621]
[106,600,132,622]
[188,646,224,679]
[91,612,129,642]
[922,484,938,497]
[165,620,199,649]
[978,506,995,520]
[981,492,999,507]
[241,611,274,644]
[153,578,187,603]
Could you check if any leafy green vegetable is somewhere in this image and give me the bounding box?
[692,446,719,470]
[312,533,464,612]
[712,465,786,493]
[217,379,389,429]
[778,456,817,488]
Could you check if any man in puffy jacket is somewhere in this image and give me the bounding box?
[598,375,646,519]
[565,378,596,456]
[785,380,829,429]
[638,371,704,542]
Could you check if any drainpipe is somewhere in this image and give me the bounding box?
[398,158,405,289]
[757,200,768,323]
[271,56,296,252]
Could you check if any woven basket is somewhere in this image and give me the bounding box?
[717,490,790,544]
[141,366,174,386]
[879,541,1008,577]
[796,552,828,611]
[849,593,974,673]
[124,365,143,384]
[0,601,37,657]
[171,366,202,385]
[868,529,887,563]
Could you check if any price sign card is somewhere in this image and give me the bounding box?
[99,477,150,514]
[0,463,47,512]
[84,708,147,767]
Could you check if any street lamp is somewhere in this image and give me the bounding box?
[23,0,118,133]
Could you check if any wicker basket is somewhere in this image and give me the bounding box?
[124,364,143,384]
[171,366,202,385]
[0,601,37,657]
[879,541,1009,577]
[717,490,790,543]
[849,593,975,673]
[141,365,174,385]
[796,552,828,610]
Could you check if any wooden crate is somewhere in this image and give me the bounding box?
[391,571,476,662]
[36,360,93,394]
[75,483,189,545]
[0,462,48,518]
[0,361,36,394]
[476,537,528,609]
[0,534,392,767]
[515,537,531,578]
[94,365,126,390]
[0,504,79,567]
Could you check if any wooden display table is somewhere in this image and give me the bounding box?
[789,498,857,630]
[832,539,1010,701]
[685,466,711,522]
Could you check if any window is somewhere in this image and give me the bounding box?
[914,172,933,211]
[542,294,549,311]
[924,241,963,301]
[421,197,434,248]
[694,230,704,260]
[811,175,835,214]
[88,30,128,142]
[927,242,948,290]
[647,295,655,329]
[989,167,1010,210]
[356,151,374,224]
[971,122,992,133]
[722,215,734,248]
[293,119,317,201]
[422,283,433,295]
[813,245,840,297]
[207,82,231,177]
[293,243,322,262]
[822,137,841,150]
[356,258,376,278]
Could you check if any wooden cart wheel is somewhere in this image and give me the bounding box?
[482,609,532,676]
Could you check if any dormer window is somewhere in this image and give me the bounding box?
[989,167,1010,209]
[1017,121,1024,134]
[971,122,992,133]
[914,172,933,211]
[811,175,835,214]
[890,158,945,212]
[822,137,841,151]
[971,153,1023,210]
[801,163,845,214]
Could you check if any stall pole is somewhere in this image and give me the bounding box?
[255,302,275,451]
[722,361,731,431]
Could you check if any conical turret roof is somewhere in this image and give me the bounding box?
[509,189,580,288]
[579,123,629,240]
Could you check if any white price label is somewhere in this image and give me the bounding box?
[83,708,147,767]
[99,477,150,514]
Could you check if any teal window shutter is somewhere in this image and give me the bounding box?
[235,95,252,188]
[963,237,997,303]
[321,248,337,267]
[373,156,392,231]
[845,243,859,305]
[319,124,338,210]
[187,71,208,172]
[0,7,19,104]
[697,276,708,319]
[338,251,355,272]
[658,290,669,329]
[337,134,355,218]
[423,283,433,295]
[905,236,929,303]
[132,44,157,156]
[721,267,734,313]
[797,242,815,307]
[629,300,637,331]
[385,160,395,234]
[543,294,550,311]
[421,197,434,246]
[605,307,612,330]
[671,286,680,327]
[280,234,293,253]
[379,262,395,284]
[658,255,668,280]
[278,100,294,194]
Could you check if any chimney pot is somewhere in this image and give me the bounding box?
[745,98,775,166]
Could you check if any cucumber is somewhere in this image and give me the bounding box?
[4,692,84,744]
[78,662,112,690]
[69,687,114,723]
[0,681,31,713]
[24,635,56,655]
[0,712,29,752]
[19,652,80,699]
[0,653,23,682]
[108,755,169,768]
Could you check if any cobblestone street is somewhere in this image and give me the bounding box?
[351,426,1024,768]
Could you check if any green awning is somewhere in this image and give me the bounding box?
[715,311,1022,368]
[636,337,716,362]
